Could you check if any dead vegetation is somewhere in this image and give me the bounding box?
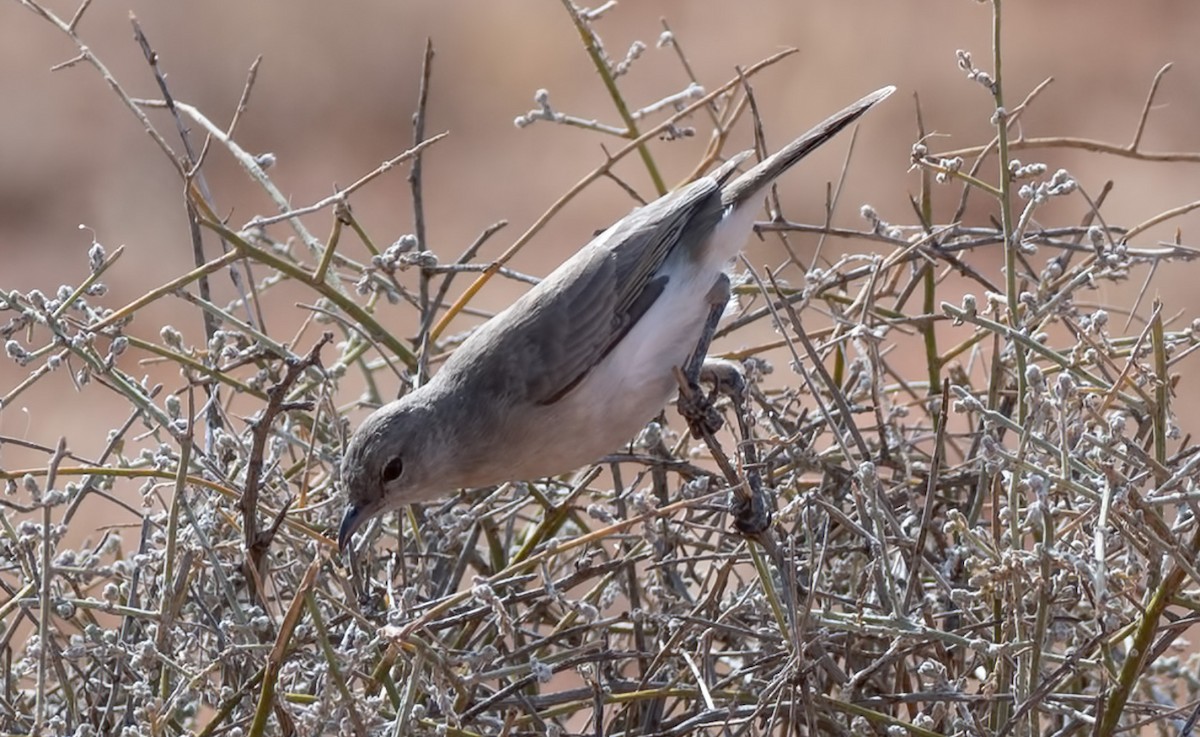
[3,1,1200,735]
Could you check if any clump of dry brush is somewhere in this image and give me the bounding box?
[3,2,1200,736]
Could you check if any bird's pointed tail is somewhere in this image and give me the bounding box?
[720,85,895,209]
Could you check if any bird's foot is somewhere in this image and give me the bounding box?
[677,358,747,438]
[678,381,724,438]
[732,481,774,537]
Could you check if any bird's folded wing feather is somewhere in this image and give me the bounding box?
[532,177,725,405]
[494,176,725,406]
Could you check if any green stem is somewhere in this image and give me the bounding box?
[561,0,666,195]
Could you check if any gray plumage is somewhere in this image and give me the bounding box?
[339,86,894,550]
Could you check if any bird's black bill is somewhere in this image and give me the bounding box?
[338,503,366,553]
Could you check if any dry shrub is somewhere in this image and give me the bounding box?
[2,2,1200,736]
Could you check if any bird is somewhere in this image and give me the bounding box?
[338,86,894,552]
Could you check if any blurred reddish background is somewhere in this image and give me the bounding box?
[3,0,1200,465]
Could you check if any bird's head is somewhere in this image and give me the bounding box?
[337,397,449,552]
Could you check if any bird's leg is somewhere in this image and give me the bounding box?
[724,378,773,537]
[700,358,774,535]
[674,274,774,538]
[677,274,745,438]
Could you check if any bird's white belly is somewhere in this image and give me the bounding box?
[535,266,721,469]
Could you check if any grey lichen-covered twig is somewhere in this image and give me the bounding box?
[5,1,1200,735]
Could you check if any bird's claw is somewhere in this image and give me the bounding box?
[732,485,774,537]
[679,382,724,438]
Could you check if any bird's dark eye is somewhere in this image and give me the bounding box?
[381,456,404,484]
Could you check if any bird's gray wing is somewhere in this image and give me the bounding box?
[445,176,716,407]
[528,176,724,405]
[434,172,731,410]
